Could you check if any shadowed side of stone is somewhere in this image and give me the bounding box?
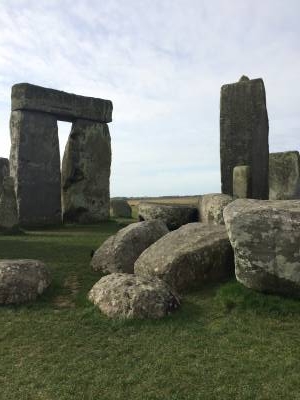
[12,83,113,123]
[269,151,300,200]
[62,119,111,223]
[110,199,132,218]
[0,176,19,232]
[10,110,62,226]
[220,76,269,199]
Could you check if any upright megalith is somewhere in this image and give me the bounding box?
[233,165,251,198]
[10,83,113,226]
[269,151,300,200]
[62,119,111,223]
[10,110,61,225]
[0,158,9,194]
[0,176,19,232]
[220,76,269,199]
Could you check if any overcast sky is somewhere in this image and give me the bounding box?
[0,0,299,196]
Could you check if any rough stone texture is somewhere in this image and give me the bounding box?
[10,110,61,226]
[220,76,269,199]
[134,223,234,292]
[88,273,180,319]
[0,177,19,231]
[0,158,9,194]
[91,220,169,273]
[111,199,132,218]
[138,202,198,230]
[233,165,251,198]
[223,199,300,297]
[12,83,112,123]
[62,119,111,223]
[0,259,51,304]
[198,193,233,225]
[269,151,300,200]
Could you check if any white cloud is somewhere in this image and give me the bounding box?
[0,0,299,196]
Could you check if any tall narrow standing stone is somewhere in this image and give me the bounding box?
[61,119,111,223]
[233,165,251,198]
[10,110,61,225]
[0,158,9,194]
[220,76,269,199]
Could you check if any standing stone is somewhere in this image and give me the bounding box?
[0,176,19,232]
[10,110,61,226]
[233,165,251,198]
[198,193,233,225]
[269,151,300,200]
[111,199,132,218]
[220,76,269,199]
[0,158,9,194]
[62,119,111,223]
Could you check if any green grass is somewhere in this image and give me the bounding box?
[1,221,300,400]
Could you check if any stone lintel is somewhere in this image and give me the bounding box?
[11,83,113,123]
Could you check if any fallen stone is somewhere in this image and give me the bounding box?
[88,273,180,319]
[0,176,19,232]
[220,76,269,199]
[138,202,198,230]
[233,165,251,198]
[62,119,111,223]
[12,83,112,123]
[0,158,9,194]
[134,223,234,292]
[223,199,300,297]
[10,110,61,226]
[91,220,169,273]
[198,193,233,225]
[269,151,300,200]
[111,199,132,218]
[0,259,51,304]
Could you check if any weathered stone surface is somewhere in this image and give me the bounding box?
[88,273,180,319]
[10,110,61,226]
[12,83,112,123]
[233,165,251,198]
[269,151,300,200]
[198,193,233,225]
[62,119,111,223]
[0,177,19,231]
[0,259,51,304]
[111,199,132,218]
[223,199,300,297]
[134,223,234,292]
[138,202,198,230]
[0,158,9,194]
[220,76,269,199]
[91,220,169,273]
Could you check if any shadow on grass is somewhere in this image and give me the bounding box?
[215,280,300,316]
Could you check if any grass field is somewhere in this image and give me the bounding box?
[1,218,300,399]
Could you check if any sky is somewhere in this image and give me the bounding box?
[0,0,299,197]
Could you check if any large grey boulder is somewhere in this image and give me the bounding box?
[223,199,300,297]
[198,193,233,225]
[62,119,111,223]
[12,83,112,123]
[111,199,132,218]
[0,176,19,232]
[0,158,9,194]
[10,110,61,226]
[91,220,169,273]
[88,273,180,319]
[138,202,198,230]
[134,223,234,292]
[0,259,51,304]
[269,151,300,200]
[220,76,269,199]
